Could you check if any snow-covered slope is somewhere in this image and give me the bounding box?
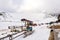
[0,25,51,40]
[0,13,46,29]
[13,25,50,40]
[0,12,57,40]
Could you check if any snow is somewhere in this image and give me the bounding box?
[13,25,50,40]
[0,13,57,40]
[0,24,51,40]
[24,25,50,40]
[0,21,51,40]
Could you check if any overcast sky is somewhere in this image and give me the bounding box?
[0,0,60,14]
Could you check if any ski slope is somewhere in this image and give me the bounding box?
[0,25,51,40]
[12,17,56,40]
[0,14,57,40]
[14,25,51,40]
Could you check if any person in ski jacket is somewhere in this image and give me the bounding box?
[26,24,32,31]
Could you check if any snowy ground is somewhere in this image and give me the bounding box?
[0,17,57,40]
[0,24,51,40]
[13,25,51,40]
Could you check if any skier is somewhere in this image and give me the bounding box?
[26,24,32,32]
[23,24,33,38]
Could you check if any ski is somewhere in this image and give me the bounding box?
[23,30,34,38]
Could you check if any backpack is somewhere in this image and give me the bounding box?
[27,27,32,31]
